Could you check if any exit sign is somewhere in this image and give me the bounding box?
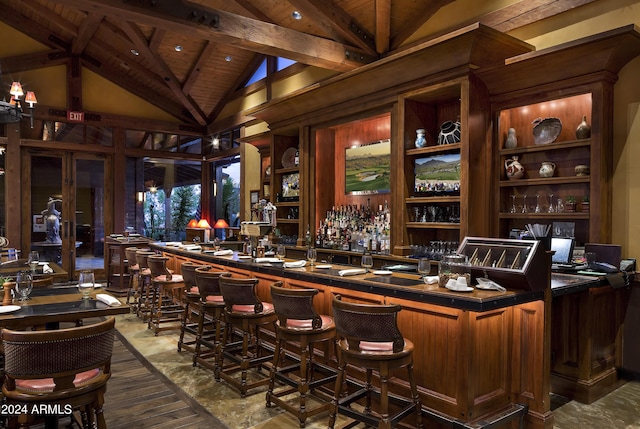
[67,111,85,122]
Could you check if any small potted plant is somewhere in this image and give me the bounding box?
[565,196,577,212]
[581,196,590,212]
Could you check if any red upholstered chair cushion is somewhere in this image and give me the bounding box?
[285,314,333,330]
[231,302,274,314]
[15,368,101,392]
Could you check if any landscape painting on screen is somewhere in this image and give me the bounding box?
[345,139,391,195]
[414,153,461,195]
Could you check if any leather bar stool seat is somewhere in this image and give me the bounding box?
[328,294,423,429]
[266,283,337,428]
[217,275,277,397]
[134,250,156,320]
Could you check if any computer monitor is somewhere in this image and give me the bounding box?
[551,237,575,264]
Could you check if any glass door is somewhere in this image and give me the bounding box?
[27,150,108,280]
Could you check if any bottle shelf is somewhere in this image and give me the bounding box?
[498,212,589,219]
[406,222,460,229]
[406,196,460,204]
[275,166,299,174]
[276,218,299,224]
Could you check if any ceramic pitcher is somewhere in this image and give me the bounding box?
[539,161,556,178]
[505,156,525,180]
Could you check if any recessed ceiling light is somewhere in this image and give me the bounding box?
[130,49,139,56]
[292,11,302,20]
[225,56,232,62]
[175,45,183,52]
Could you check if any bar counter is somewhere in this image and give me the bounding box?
[150,242,627,429]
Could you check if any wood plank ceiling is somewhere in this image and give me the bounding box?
[0,0,594,130]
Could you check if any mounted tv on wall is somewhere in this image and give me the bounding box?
[345,139,391,195]
[414,152,461,195]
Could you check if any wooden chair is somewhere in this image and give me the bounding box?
[1,317,116,429]
[328,294,423,429]
[177,261,205,353]
[266,283,337,428]
[147,255,184,335]
[134,250,156,320]
[217,275,277,397]
[192,267,230,370]
[124,246,141,307]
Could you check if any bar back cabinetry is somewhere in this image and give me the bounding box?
[271,132,301,243]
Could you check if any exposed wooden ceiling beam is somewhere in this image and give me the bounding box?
[121,21,208,125]
[287,0,377,55]
[0,51,70,74]
[50,0,377,71]
[375,0,391,54]
[232,0,275,23]
[73,12,103,54]
[391,0,455,50]
[486,0,598,33]
[182,41,215,96]
[148,28,166,52]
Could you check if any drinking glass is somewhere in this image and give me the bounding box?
[276,243,286,260]
[417,258,430,278]
[585,252,596,270]
[15,271,33,302]
[361,254,373,272]
[28,251,39,273]
[78,270,95,300]
[306,247,317,266]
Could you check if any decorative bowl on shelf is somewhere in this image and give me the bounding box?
[532,117,562,145]
[281,147,297,168]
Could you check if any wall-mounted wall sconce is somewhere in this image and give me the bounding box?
[212,180,217,198]
[136,191,145,203]
[212,136,220,150]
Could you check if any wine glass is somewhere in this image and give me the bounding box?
[361,253,373,272]
[276,243,286,260]
[78,270,95,300]
[15,271,33,302]
[417,258,430,278]
[28,251,39,273]
[306,247,317,266]
[547,193,555,213]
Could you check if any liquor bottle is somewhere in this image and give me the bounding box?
[294,148,300,166]
[305,224,311,248]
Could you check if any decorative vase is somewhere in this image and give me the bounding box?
[575,164,590,176]
[415,128,427,148]
[438,120,461,145]
[539,161,556,178]
[504,128,517,149]
[505,156,525,180]
[575,115,591,139]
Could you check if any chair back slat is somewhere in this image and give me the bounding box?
[332,294,404,352]
[147,255,170,278]
[270,283,322,329]
[219,276,262,313]
[194,267,229,299]
[2,317,115,379]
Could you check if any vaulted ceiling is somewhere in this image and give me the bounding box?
[0,0,594,129]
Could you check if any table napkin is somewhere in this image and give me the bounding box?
[181,244,202,251]
[255,257,282,263]
[42,263,53,274]
[165,242,182,246]
[338,268,367,276]
[284,260,306,268]
[96,293,121,307]
[423,275,439,284]
[213,249,233,256]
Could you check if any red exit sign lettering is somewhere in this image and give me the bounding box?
[67,111,85,122]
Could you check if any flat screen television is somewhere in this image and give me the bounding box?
[345,139,391,195]
[414,152,461,195]
[280,172,300,201]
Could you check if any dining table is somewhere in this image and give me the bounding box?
[0,285,130,329]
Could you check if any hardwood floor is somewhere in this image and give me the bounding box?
[104,332,228,429]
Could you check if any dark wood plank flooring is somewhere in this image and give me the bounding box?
[104,332,229,429]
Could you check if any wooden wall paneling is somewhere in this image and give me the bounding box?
[313,127,336,232]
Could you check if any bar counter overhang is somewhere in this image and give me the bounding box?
[139,241,630,429]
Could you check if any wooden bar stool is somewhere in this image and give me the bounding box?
[124,247,141,308]
[328,294,423,429]
[192,267,230,370]
[134,250,156,320]
[147,255,184,335]
[266,283,338,428]
[177,261,205,353]
[217,276,277,397]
